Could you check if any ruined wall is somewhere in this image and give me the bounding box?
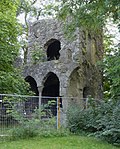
[27,19,81,64]
[23,19,103,114]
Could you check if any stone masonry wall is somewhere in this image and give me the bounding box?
[23,19,103,124]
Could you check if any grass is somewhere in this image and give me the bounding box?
[0,135,119,149]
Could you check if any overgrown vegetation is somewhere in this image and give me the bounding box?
[0,0,30,94]
[103,43,120,100]
[6,100,68,140]
[0,0,120,147]
[57,0,120,34]
[31,43,46,64]
[67,100,120,145]
[55,1,120,145]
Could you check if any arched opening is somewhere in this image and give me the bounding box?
[42,73,59,97]
[25,76,39,96]
[42,72,60,116]
[44,39,61,61]
[25,76,39,115]
[67,68,81,103]
[83,87,91,98]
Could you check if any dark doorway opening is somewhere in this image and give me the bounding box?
[25,76,39,115]
[42,72,60,116]
[83,87,91,109]
[83,87,90,99]
[44,39,61,61]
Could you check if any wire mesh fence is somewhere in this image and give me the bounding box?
[0,94,59,136]
[0,94,101,136]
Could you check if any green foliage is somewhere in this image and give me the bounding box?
[38,128,70,138]
[103,49,120,100]
[0,70,30,94]
[67,100,120,145]
[17,0,45,64]
[11,118,40,139]
[17,0,36,64]
[101,33,120,100]
[9,99,68,139]
[11,107,56,139]
[0,0,19,71]
[57,0,120,33]
[31,43,46,64]
[0,0,30,94]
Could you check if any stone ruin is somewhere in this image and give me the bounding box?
[23,19,103,122]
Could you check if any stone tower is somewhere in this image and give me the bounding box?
[23,19,103,117]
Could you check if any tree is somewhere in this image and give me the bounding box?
[17,0,48,64]
[0,0,29,94]
[58,0,120,33]
[103,39,120,100]
[17,0,38,64]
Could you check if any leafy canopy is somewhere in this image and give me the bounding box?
[58,0,120,32]
[103,41,120,100]
[0,0,30,94]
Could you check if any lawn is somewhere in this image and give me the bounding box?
[0,135,119,149]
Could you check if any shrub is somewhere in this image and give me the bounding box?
[10,100,69,140]
[10,106,56,139]
[11,118,41,139]
[98,101,120,145]
[67,99,120,145]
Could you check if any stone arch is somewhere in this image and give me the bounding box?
[41,72,60,116]
[42,72,60,97]
[44,38,61,61]
[25,76,39,114]
[25,76,39,96]
[67,67,82,103]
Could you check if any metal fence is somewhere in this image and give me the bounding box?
[0,94,67,136]
[0,94,101,136]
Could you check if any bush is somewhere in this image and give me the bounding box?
[38,127,70,138]
[67,99,120,145]
[10,102,69,140]
[11,118,41,139]
[98,101,120,145]
[10,107,56,139]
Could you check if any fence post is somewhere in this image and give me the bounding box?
[57,97,60,129]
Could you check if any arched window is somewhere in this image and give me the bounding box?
[44,39,61,61]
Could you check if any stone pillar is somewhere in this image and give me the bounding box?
[37,86,43,108]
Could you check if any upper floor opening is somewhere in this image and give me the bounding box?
[44,39,61,61]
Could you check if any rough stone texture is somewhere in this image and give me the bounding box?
[23,19,103,125]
